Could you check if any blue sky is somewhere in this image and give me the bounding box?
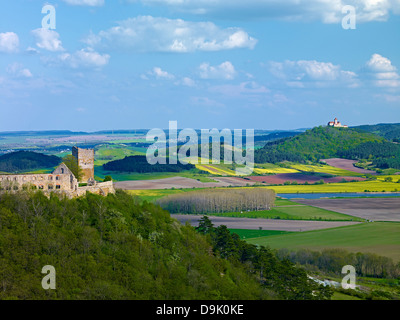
[0,0,399,132]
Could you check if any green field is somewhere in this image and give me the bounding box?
[229,229,291,239]
[274,198,303,206]
[246,222,400,262]
[127,189,188,202]
[208,205,361,221]
[94,144,144,166]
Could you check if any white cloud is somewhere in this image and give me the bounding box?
[73,48,110,67]
[269,59,358,87]
[199,61,236,80]
[32,28,64,52]
[84,16,257,53]
[0,32,19,53]
[181,77,196,87]
[152,67,175,79]
[62,0,104,6]
[44,48,110,69]
[6,63,33,78]
[26,47,39,55]
[138,0,400,23]
[364,53,400,88]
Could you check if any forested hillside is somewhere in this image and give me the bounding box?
[0,151,61,173]
[255,126,383,163]
[338,141,400,169]
[0,190,332,300]
[352,123,400,142]
[103,155,195,173]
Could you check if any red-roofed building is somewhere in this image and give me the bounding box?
[328,118,348,128]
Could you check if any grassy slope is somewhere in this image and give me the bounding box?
[229,229,291,239]
[246,222,400,262]
[207,205,361,221]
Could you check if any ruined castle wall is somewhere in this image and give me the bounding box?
[0,173,76,192]
[75,181,115,197]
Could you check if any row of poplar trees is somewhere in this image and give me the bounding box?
[156,188,275,214]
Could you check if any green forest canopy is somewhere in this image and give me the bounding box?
[0,151,61,173]
[255,126,384,164]
[0,190,331,300]
[103,155,195,173]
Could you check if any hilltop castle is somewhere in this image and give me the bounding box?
[0,147,114,198]
[328,118,348,128]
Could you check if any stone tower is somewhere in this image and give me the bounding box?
[72,147,94,183]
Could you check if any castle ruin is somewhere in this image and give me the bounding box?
[0,147,114,198]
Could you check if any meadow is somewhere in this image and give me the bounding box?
[229,229,291,239]
[207,205,362,221]
[246,222,400,262]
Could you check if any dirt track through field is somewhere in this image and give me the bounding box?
[321,158,376,174]
[294,198,400,221]
[172,214,361,232]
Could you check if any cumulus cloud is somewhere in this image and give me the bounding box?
[32,28,64,52]
[199,61,236,80]
[6,63,33,78]
[268,59,358,87]
[151,67,175,79]
[180,77,196,87]
[137,0,400,23]
[62,0,104,6]
[44,48,110,69]
[364,53,400,87]
[84,16,257,53]
[0,32,19,53]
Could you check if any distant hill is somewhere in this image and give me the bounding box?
[103,155,195,173]
[254,131,302,142]
[255,126,384,164]
[0,151,61,173]
[352,123,400,142]
[0,130,89,136]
